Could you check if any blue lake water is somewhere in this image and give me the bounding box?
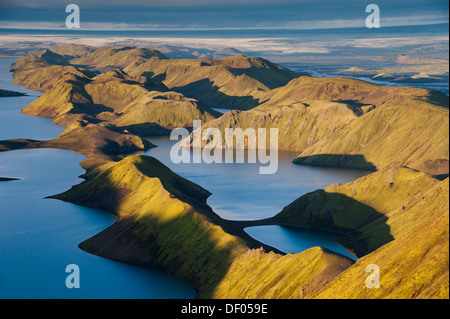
[0,55,370,298]
[0,149,195,299]
[0,58,195,298]
[142,137,366,260]
[244,225,357,260]
[143,136,369,221]
[0,58,65,140]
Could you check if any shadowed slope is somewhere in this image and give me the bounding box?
[21,68,219,132]
[274,167,442,256]
[314,178,449,299]
[51,155,354,299]
[185,76,449,175]
[125,54,300,110]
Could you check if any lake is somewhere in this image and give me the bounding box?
[0,56,369,298]
[0,58,195,298]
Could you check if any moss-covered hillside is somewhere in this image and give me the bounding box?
[52,155,355,299]
[186,76,449,175]
[273,168,449,298]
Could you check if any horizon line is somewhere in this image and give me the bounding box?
[0,22,448,33]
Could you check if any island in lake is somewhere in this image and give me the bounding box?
[0,44,448,299]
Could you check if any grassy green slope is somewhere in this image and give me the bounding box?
[190,76,449,175]
[274,167,443,256]
[21,68,219,131]
[294,94,449,175]
[125,54,300,110]
[313,178,449,299]
[52,155,354,299]
[271,167,449,298]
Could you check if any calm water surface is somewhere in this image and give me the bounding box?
[143,137,368,260]
[0,149,195,298]
[143,137,369,221]
[1,55,370,298]
[0,58,65,140]
[0,58,195,298]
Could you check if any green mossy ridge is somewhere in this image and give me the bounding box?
[70,46,168,69]
[274,167,442,256]
[21,66,218,131]
[294,95,449,175]
[272,168,449,298]
[12,65,94,92]
[192,76,449,175]
[39,44,299,113]
[213,247,353,299]
[313,178,449,299]
[22,73,93,120]
[7,44,448,299]
[11,49,68,72]
[52,154,355,299]
[124,52,301,110]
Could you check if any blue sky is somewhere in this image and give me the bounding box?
[0,0,448,30]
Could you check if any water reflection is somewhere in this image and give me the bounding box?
[245,225,357,261]
[0,148,196,299]
[144,136,371,221]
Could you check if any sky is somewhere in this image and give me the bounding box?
[0,0,448,30]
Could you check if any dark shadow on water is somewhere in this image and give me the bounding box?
[52,155,281,298]
[293,153,377,171]
[269,190,394,257]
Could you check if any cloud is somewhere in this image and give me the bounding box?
[0,0,447,31]
[1,0,313,9]
[1,11,448,31]
[1,32,447,57]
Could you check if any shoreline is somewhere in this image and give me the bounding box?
[1,48,447,298]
